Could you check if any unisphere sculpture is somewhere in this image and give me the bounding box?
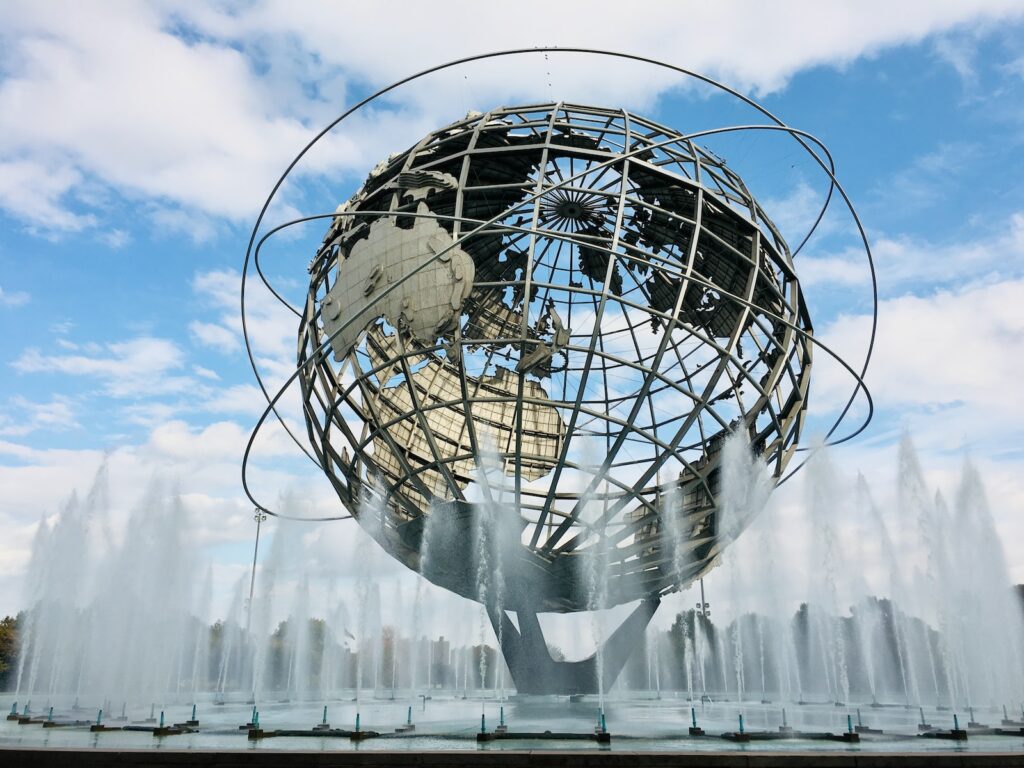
[296,103,817,693]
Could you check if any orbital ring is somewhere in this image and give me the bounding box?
[243,121,873,519]
[242,53,876,521]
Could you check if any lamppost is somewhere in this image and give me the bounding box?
[246,508,268,636]
[696,578,711,620]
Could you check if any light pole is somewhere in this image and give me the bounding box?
[696,577,711,620]
[246,509,268,636]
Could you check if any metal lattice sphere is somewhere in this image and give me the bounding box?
[299,103,812,613]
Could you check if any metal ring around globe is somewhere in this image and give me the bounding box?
[247,286,864,524]
[247,173,869,525]
[242,118,872,521]
[251,118,838,321]
[246,111,846,515]
[248,274,867,525]
[243,184,872,524]
[241,50,875,522]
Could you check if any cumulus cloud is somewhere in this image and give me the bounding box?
[184,1,1024,96]
[0,160,97,232]
[146,419,257,462]
[812,277,1024,456]
[2,1,1023,233]
[0,2,366,237]
[199,384,267,416]
[189,320,240,354]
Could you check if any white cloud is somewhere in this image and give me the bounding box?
[933,34,980,85]
[0,284,30,307]
[118,401,183,429]
[193,269,239,308]
[1004,55,1024,79]
[0,3,359,234]
[929,24,1002,97]
[0,160,97,232]
[870,142,979,215]
[192,364,220,381]
[2,1,1024,232]
[797,255,872,287]
[813,277,1024,457]
[98,228,131,249]
[192,267,302,379]
[50,319,73,335]
[200,384,266,416]
[762,180,833,247]
[145,419,251,463]
[149,207,220,244]
[0,396,78,437]
[800,210,1024,289]
[187,1,1024,96]
[11,336,191,398]
[189,320,240,354]
[10,299,303,437]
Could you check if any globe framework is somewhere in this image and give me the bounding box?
[298,102,813,692]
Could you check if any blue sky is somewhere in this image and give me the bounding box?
[2,1,1024,619]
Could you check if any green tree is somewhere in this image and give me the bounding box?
[0,614,19,689]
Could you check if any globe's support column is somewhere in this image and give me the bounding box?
[486,599,660,695]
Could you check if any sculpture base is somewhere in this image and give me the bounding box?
[487,599,660,695]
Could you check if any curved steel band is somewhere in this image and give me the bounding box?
[241,49,877,522]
